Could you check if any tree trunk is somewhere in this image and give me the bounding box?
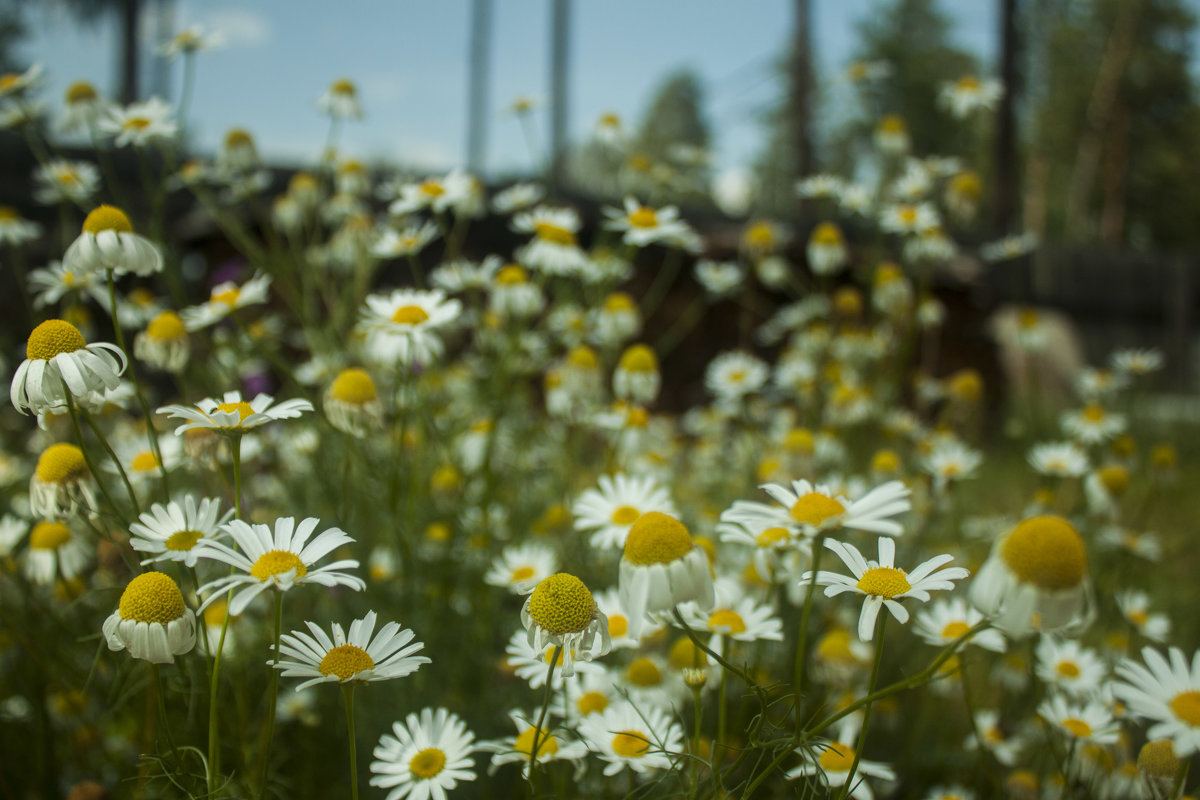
[1099,101,1130,246]
[993,0,1020,235]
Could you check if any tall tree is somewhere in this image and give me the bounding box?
[635,70,710,163]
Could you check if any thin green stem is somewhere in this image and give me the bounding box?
[207,599,232,796]
[80,407,141,516]
[528,644,561,796]
[150,663,181,768]
[343,684,359,800]
[793,535,825,735]
[62,393,125,522]
[257,591,284,798]
[837,614,886,800]
[230,434,244,518]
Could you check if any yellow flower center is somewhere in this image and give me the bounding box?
[785,428,815,454]
[35,443,89,484]
[1169,691,1200,726]
[0,205,18,221]
[224,128,253,148]
[623,512,694,566]
[817,630,856,663]
[707,609,746,635]
[118,571,186,623]
[165,529,203,551]
[610,506,641,526]
[290,172,317,193]
[495,264,528,285]
[211,287,241,307]
[1139,740,1182,777]
[329,368,378,404]
[627,657,662,687]
[1128,609,1148,627]
[534,221,576,245]
[1056,661,1081,678]
[608,614,628,638]
[510,565,536,583]
[743,221,775,249]
[952,172,983,198]
[612,730,650,758]
[941,621,970,639]
[879,114,906,133]
[1000,515,1087,590]
[756,527,789,548]
[425,522,452,541]
[331,79,357,96]
[604,292,636,313]
[789,492,845,527]
[526,573,595,635]
[123,117,151,131]
[957,75,981,90]
[811,222,843,246]
[628,207,657,228]
[26,319,87,361]
[146,311,186,341]
[1098,465,1129,495]
[577,691,608,716]
[214,401,255,423]
[130,451,159,472]
[1061,718,1093,738]
[856,566,911,598]
[409,747,446,779]
[249,550,308,582]
[391,305,430,325]
[514,727,558,759]
[317,644,375,680]
[668,637,708,670]
[818,743,856,772]
[619,344,657,373]
[30,521,71,550]
[1082,404,1106,423]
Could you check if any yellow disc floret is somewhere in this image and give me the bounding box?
[318,644,374,680]
[856,566,911,598]
[514,726,557,759]
[30,521,71,550]
[250,550,308,582]
[1000,515,1087,590]
[818,743,856,772]
[610,505,641,526]
[612,730,651,758]
[27,319,87,361]
[495,264,528,285]
[82,204,133,235]
[627,657,662,687]
[66,81,98,103]
[1060,718,1092,738]
[628,207,657,228]
[392,305,430,325]
[35,443,89,484]
[330,368,378,405]
[623,512,694,566]
[619,344,658,373]
[707,609,747,635]
[526,573,596,635]
[118,572,186,624]
[146,311,186,341]
[578,691,608,715]
[1139,740,1182,778]
[535,221,576,246]
[165,530,203,551]
[1169,691,1200,727]
[409,747,446,779]
[789,492,845,527]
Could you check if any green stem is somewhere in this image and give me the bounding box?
[837,614,886,800]
[207,598,233,796]
[793,535,825,735]
[230,435,244,518]
[257,591,284,798]
[150,663,181,768]
[640,247,685,321]
[80,407,141,516]
[342,684,358,800]
[528,644,561,795]
[62,393,125,522]
[716,637,728,760]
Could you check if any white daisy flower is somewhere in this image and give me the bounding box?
[157,390,313,435]
[806,222,849,276]
[1097,525,1162,562]
[879,202,939,235]
[554,667,619,723]
[105,434,182,486]
[29,443,99,520]
[102,572,197,664]
[492,182,544,214]
[704,351,769,402]
[1115,590,1170,642]
[1111,348,1163,377]
[923,441,983,493]
[723,479,911,540]
[980,232,1038,262]
[271,610,429,691]
[573,473,677,551]
[693,259,743,298]
[479,710,589,778]
[592,586,656,650]
[317,78,364,120]
[913,598,1006,652]
[520,573,610,677]
[193,516,365,615]
[678,581,783,648]
[511,206,590,276]
[180,272,273,331]
[0,62,43,98]
[129,495,233,567]
[1028,441,1090,478]
[23,519,91,585]
[99,97,177,146]
[158,25,223,59]
[796,173,845,198]
[372,221,440,259]
[786,729,896,799]
[358,288,462,368]
[503,628,603,691]
[0,205,40,245]
[1061,403,1126,445]
[25,261,103,310]
[484,542,558,595]
[1038,694,1119,745]
[33,160,101,206]
[11,319,126,416]
[369,707,477,800]
[1036,637,1107,698]
[323,367,384,438]
[577,701,683,777]
[488,263,544,319]
[618,512,714,638]
[602,197,693,248]
[388,170,474,215]
[938,75,1004,119]
[1114,646,1200,756]
[803,537,969,641]
[965,709,1023,766]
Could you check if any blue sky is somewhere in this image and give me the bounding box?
[19,1,997,176]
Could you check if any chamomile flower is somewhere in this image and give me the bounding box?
[804,537,969,641]
[29,443,99,519]
[485,542,557,595]
[11,319,126,415]
[724,479,911,540]
[1112,348,1163,377]
[157,391,313,435]
[603,197,692,248]
[1061,403,1126,445]
[969,515,1094,637]
[939,75,1004,119]
[1114,647,1200,756]
[158,25,223,59]
[1028,441,1090,478]
[578,701,683,777]
[520,573,610,677]
[786,731,896,799]
[966,710,1023,766]
[372,221,440,259]
[880,202,939,235]
[23,519,91,585]
[492,182,544,214]
[180,272,273,330]
[33,160,100,206]
[0,62,43,98]
[572,473,677,550]
[924,441,983,493]
[693,259,743,298]
[488,263,544,319]
[194,516,365,614]
[704,351,769,402]
[678,586,784,647]
[102,572,196,664]
[511,206,590,276]
[358,288,462,367]
[369,707,477,800]
[318,78,364,119]
[806,222,849,276]
[99,97,177,146]
[588,292,641,346]
[503,629,603,690]
[271,610,429,691]
[612,344,661,405]
[324,367,384,437]
[132,310,190,373]
[106,434,181,485]
[593,587,653,650]
[618,512,714,638]
[913,598,1006,652]
[1038,694,1119,745]
[1115,590,1170,642]
[129,495,233,567]
[0,205,40,245]
[480,710,588,778]
[1036,637,1108,698]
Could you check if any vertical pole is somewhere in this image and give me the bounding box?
[119,0,142,104]
[150,0,175,101]
[466,0,493,175]
[791,0,813,184]
[994,0,1020,235]
[547,0,570,196]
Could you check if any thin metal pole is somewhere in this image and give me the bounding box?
[547,0,570,195]
[466,0,493,174]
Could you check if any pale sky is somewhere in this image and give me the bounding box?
[19,1,999,176]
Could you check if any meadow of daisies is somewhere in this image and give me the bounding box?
[2,40,1199,800]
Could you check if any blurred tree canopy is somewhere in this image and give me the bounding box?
[635,69,711,163]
